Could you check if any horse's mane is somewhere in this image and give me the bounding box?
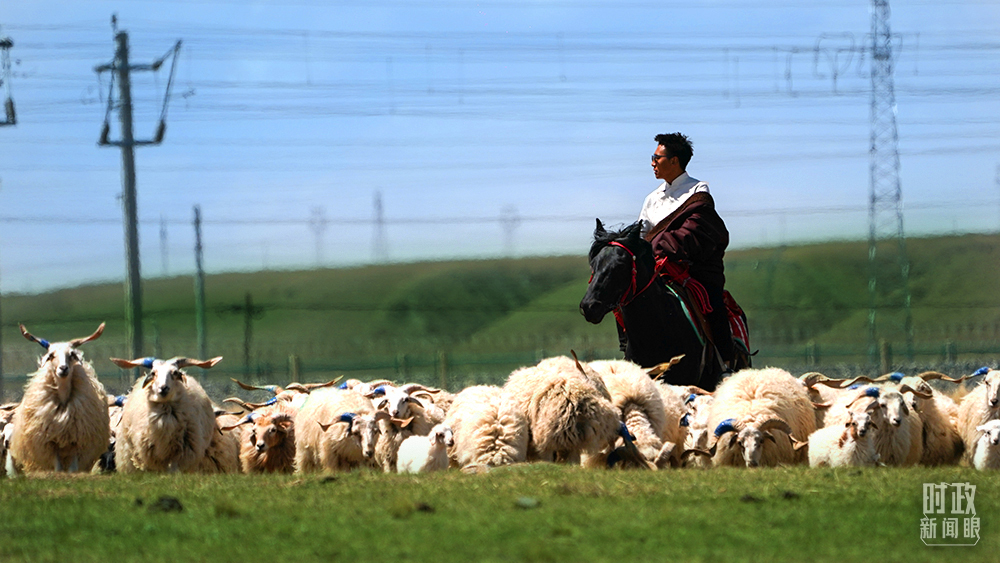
[589,221,649,260]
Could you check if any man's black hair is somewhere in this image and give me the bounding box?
[654,132,693,170]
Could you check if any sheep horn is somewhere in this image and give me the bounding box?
[174,356,223,369]
[757,418,794,438]
[713,418,740,438]
[899,383,933,400]
[69,322,106,347]
[297,376,345,391]
[220,413,258,431]
[647,355,686,380]
[19,324,50,349]
[284,383,310,394]
[398,383,440,395]
[222,397,274,411]
[110,357,157,370]
[569,350,587,375]
[873,372,905,383]
[916,371,975,385]
[838,375,878,388]
[231,378,283,394]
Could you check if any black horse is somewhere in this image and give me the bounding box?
[579,219,723,391]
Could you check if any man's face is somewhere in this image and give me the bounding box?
[651,145,682,182]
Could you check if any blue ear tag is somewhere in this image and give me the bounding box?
[865,387,880,398]
[684,394,696,405]
[338,381,349,389]
[974,367,991,377]
[141,357,156,368]
[372,386,386,397]
[339,412,357,422]
[889,372,904,382]
[113,395,128,407]
[39,339,51,349]
[680,413,690,427]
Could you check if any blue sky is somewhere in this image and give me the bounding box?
[1,0,999,293]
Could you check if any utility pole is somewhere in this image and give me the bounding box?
[95,17,181,367]
[159,214,169,276]
[500,205,520,257]
[0,35,15,126]
[193,206,207,364]
[866,0,914,367]
[373,191,388,263]
[0,31,12,400]
[308,206,327,267]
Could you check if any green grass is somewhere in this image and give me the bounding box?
[1,465,998,562]
[2,233,1000,397]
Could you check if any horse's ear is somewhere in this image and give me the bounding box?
[594,218,606,238]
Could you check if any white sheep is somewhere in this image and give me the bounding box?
[704,367,815,467]
[957,368,1000,465]
[442,385,528,470]
[896,373,963,466]
[294,387,388,473]
[972,419,1000,470]
[366,384,436,472]
[870,385,923,466]
[8,323,109,474]
[111,355,223,473]
[589,360,682,468]
[671,387,714,468]
[807,402,880,467]
[503,355,620,465]
[397,423,454,473]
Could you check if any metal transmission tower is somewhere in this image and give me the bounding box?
[95,17,182,365]
[0,33,15,126]
[867,0,914,367]
[372,191,388,263]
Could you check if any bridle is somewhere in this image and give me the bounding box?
[590,241,657,309]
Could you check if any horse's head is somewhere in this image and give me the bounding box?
[580,219,654,324]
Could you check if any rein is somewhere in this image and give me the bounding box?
[587,242,658,330]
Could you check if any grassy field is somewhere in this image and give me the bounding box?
[2,233,1000,400]
[1,465,998,562]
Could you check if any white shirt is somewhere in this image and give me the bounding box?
[638,172,710,237]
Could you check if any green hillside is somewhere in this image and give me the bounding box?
[2,233,999,399]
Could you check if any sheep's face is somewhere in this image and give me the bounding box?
[878,391,908,427]
[143,364,186,403]
[735,427,771,468]
[848,411,874,439]
[40,342,86,381]
[976,421,1000,446]
[251,414,293,454]
[432,425,454,448]
[2,423,13,452]
[350,414,381,459]
[983,372,1000,409]
[375,389,420,419]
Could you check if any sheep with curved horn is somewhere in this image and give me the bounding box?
[703,367,815,468]
[112,356,225,473]
[8,323,109,475]
[892,373,964,466]
[957,367,1000,465]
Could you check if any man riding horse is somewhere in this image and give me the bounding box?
[637,132,736,373]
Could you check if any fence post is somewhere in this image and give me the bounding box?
[288,354,301,381]
[879,339,892,374]
[805,340,818,366]
[944,341,957,364]
[437,350,448,391]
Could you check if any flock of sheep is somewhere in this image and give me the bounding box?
[3,322,1000,477]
